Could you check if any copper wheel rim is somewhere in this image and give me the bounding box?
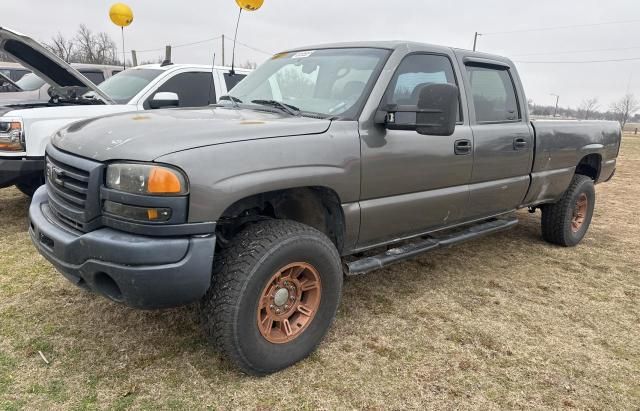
[571,193,588,233]
[257,262,322,344]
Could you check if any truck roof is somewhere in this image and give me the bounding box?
[284,41,515,67]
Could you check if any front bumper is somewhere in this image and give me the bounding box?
[0,156,44,188]
[29,186,216,309]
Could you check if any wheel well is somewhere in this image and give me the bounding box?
[217,187,345,252]
[575,154,601,181]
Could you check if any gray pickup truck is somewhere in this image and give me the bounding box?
[28,41,620,375]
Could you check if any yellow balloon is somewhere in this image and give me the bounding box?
[109,3,134,27]
[235,0,264,11]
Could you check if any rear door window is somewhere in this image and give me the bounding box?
[465,65,520,123]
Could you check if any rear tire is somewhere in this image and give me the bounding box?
[541,174,595,247]
[15,175,45,198]
[199,219,343,376]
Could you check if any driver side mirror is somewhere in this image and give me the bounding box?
[150,92,180,109]
[376,83,459,136]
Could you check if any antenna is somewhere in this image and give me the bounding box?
[230,7,243,75]
[209,52,216,105]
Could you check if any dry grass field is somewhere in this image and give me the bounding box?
[1,136,639,410]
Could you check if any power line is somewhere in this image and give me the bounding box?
[133,35,223,54]
[483,18,640,36]
[516,56,640,64]
[223,35,274,55]
[132,46,165,54]
[511,45,640,58]
[174,35,222,49]
[130,35,271,56]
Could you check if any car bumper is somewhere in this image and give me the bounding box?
[0,156,44,188]
[28,186,216,309]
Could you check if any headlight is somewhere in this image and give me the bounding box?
[105,163,188,196]
[0,118,25,152]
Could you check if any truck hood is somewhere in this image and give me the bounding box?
[51,107,332,162]
[0,103,135,120]
[0,27,113,104]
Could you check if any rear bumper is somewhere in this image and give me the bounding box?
[0,156,43,188]
[29,186,216,309]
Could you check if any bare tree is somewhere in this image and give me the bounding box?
[579,97,599,120]
[94,32,119,65]
[138,56,165,65]
[44,32,76,62]
[74,25,98,64]
[610,94,640,129]
[45,25,121,65]
[237,60,257,69]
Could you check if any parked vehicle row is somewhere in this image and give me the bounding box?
[24,37,620,375]
[0,71,20,92]
[0,27,249,196]
[0,61,30,82]
[0,63,123,104]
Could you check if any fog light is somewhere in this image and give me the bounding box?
[103,201,172,222]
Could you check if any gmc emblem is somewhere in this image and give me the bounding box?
[46,162,64,186]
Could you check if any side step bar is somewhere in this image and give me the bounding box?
[346,217,518,276]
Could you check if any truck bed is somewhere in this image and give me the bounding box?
[524,119,621,206]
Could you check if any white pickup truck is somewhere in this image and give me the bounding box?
[0,27,250,195]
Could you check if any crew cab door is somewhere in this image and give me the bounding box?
[141,71,218,109]
[458,55,534,218]
[357,52,473,249]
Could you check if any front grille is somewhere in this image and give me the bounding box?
[45,146,104,232]
[46,156,89,208]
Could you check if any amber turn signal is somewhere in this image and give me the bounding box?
[148,167,183,194]
[103,201,172,223]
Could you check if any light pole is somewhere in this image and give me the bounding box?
[550,94,560,117]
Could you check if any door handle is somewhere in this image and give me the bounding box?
[454,139,472,155]
[513,137,528,150]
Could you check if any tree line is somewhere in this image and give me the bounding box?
[529,94,640,129]
[44,25,122,66]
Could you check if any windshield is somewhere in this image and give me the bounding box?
[224,48,390,118]
[92,69,163,104]
[16,73,46,91]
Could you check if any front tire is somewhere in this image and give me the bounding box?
[200,219,343,375]
[541,174,595,247]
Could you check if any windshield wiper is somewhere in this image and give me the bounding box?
[251,99,300,116]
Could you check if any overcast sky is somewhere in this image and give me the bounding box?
[3,0,640,108]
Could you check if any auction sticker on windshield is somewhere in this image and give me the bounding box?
[292,50,315,59]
